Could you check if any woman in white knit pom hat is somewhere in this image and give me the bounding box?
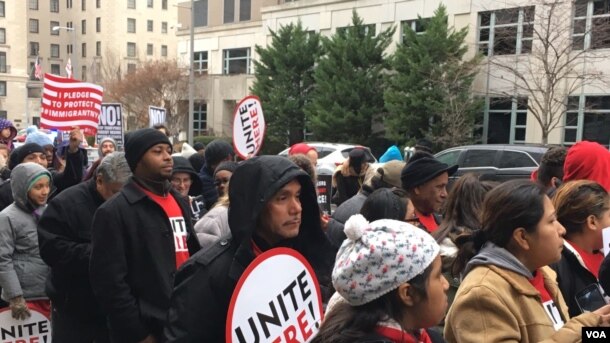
[312,214,449,343]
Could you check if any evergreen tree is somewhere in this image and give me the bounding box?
[384,4,482,150]
[251,22,320,151]
[306,11,394,146]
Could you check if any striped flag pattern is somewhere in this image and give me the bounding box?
[40,73,104,135]
[34,56,42,80]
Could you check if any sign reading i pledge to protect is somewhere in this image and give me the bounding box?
[226,248,323,343]
[232,96,266,159]
[0,307,52,342]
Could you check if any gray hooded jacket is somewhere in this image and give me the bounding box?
[0,162,51,301]
[464,241,533,280]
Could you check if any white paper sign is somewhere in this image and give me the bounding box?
[226,248,323,343]
[602,227,610,256]
[232,96,265,159]
[148,106,167,127]
[0,307,52,342]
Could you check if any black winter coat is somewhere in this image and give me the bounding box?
[90,178,200,342]
[38,179,105,318]
[165,156,337,342]
[550,242,601,318]
[0,148,86,211]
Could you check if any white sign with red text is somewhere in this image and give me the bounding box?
[232,96,266,159]
[0,307,51,342]
[226,248,323,343]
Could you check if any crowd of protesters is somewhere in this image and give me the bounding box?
[0,119,609,342]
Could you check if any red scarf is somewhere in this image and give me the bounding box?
[375,324,432,343]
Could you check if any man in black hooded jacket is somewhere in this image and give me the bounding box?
[165,155,337,342]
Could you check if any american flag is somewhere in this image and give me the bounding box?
[34,56,42,80]
[65,58,72,79]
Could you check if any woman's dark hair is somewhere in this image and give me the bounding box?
[452,180,546,276]
[553,180,609,237]
[434,173,493,243]
[312,264,432,343]
[288,154,317,184]
[360,188,406,222]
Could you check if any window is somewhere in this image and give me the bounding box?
[484,97,528,144]
[96,41,101,56]
[337,24,376,36]
[67,0,72,8]
[81,66,86,81]
[28,88,42,98]
[0,52,6,73]
[51,0,59,12]
[401,18,431,42]
[147,0,153,8]
[51,44,60,58]
[161,45,167,57]
[0,2,4,17]
[461,150,497,168]
[436,150,462,166]
[193,102,207,135]
[82,42,86,57]
[0,111,6,119]
[127,42,136,57]
[565,95,610,146]
[82,20,86,34]
[67,44,72,54]
[128,0,135,9]
[240,0,251,21]
[498,151,537,168]
[0,81,5,96]
[162,0,167,10]
[194,51,208,74]
[127,63,136,73]
[81,0,85,10]
[51,21,59,35]
[573,0,610,50]
[224,0,234,23]
[162,22,167,33]
[127,18,136,33]
[96,17,101,32]
[194,0,208,27]
[0,28,5,44]
[96,0,100,8]
[29,19,39,33]
[29,0,38,10]
[147,43,153,55]
[147,20,153,32]
[30,42,39,56]
[478,7,534,56]
[223,48,250,74]
[51,64,60,75]
[67,21,73,29]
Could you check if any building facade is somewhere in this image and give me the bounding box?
[179,0,610,147]
[0,0,178,129]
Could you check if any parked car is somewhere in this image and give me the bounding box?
[278,142,378,175]
[435,144,549,185]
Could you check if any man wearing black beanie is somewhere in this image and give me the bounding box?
[198,139,234,209]
[89,128,200,342]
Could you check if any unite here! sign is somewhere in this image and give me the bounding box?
[40,73,104,136]
[232,96,266,159]
[0,307,51,343]
[226,248,323,343]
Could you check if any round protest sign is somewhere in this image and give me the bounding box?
[0,307,52,342]
[232,96,266,159]
[226,248,323,343]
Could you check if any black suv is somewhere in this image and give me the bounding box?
[435,144,548,184]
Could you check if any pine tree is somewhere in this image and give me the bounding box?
[305,11,395,146]
[251,21,320,151]
[384,4,482,150]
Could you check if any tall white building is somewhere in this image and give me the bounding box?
[178,0,610,147]
[0,0,178,129]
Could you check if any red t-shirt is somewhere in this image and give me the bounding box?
[415,209,438,233]
[566,240,603,279]
[141,189,190,268]
[374,325,432,343]
[529,269,564,331]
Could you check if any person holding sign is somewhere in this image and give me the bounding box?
[165,155,336,342]
[313,215,447,343]
[446,180,610,343]
[90,129,200,343]
[0,163,52,320]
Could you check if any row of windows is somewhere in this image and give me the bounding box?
[127,19,169,34]
[127,42,168,57]
[128,0,168,10]
[192,0,253,27]
[191,48,251,75]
